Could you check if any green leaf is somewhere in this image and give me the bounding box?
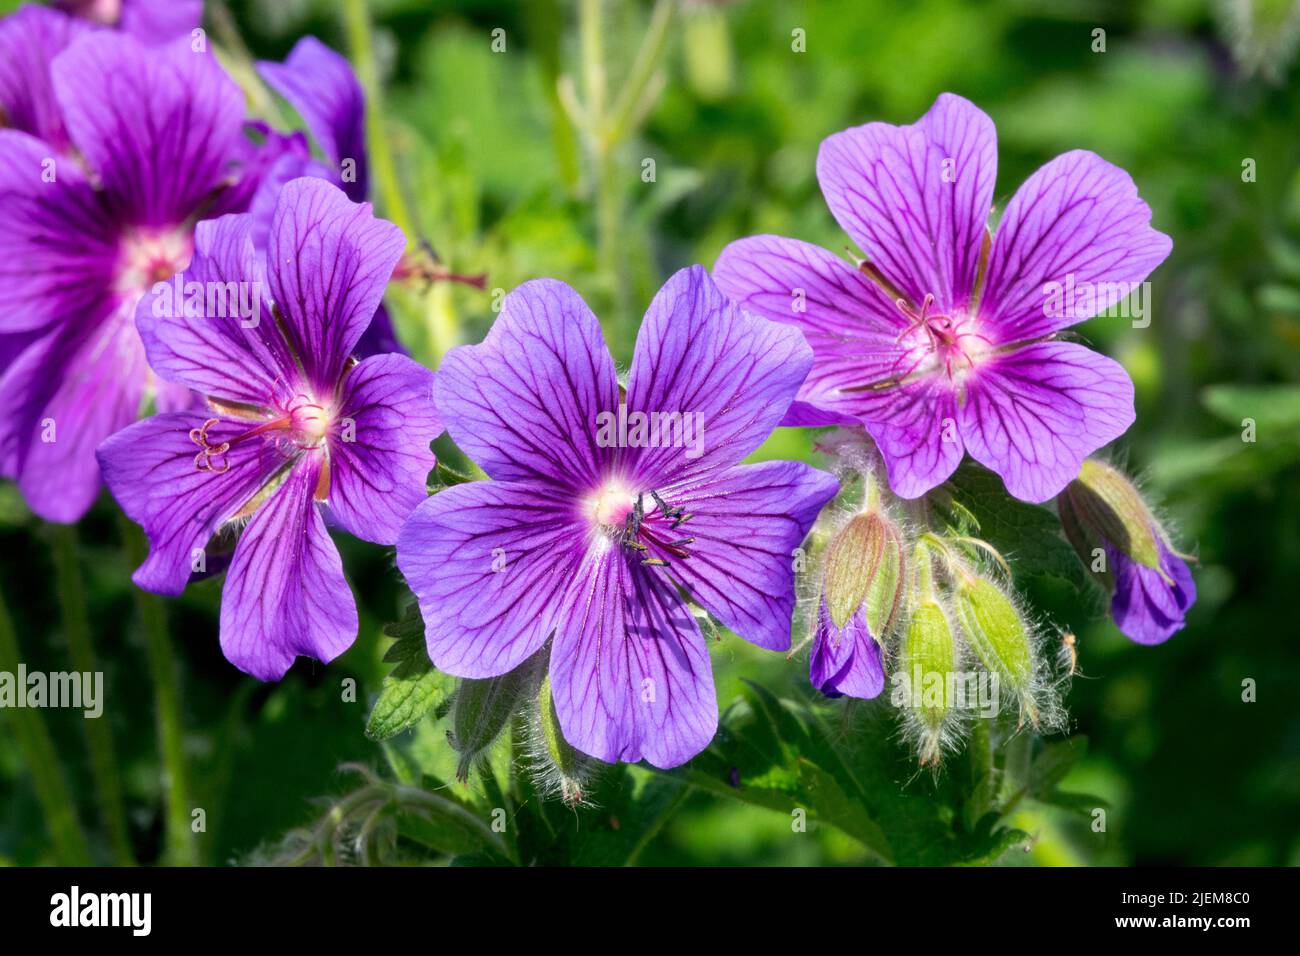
[1027,735,1089,800]
[365,605,454,742]
[673,681,1028,866]
[391,786,514,862]
[1035,790,1110,815]
[935,461,1086,588]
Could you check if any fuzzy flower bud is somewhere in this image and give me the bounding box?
[1059,459,1196,644]
[822,511,906,635]
[899,555,959,765]
[526,674,598,807]
[951,571,1036,724]
[810,506,906,700]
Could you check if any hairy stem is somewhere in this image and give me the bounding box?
[343,0,461,360]
[577,0,677,338]
[342,0,413,236]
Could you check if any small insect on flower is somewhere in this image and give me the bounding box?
[1059,631,1079,677]
[396,267,839,769]
[714,93,1172,504]
[98,178,442,680]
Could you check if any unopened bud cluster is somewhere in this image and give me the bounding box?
[806,455,1061,766]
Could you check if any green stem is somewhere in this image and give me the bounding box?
[424,281,458,363]
[603,0,677,149]
[342,0,413,236]
[964,718,996,829]
[51,525,134,865]
[0,583,92,865]
[342,0,461,362]
[579,0,607,127]
[120,517,196,865]
[579,0,677,338]
[579,0,618,284]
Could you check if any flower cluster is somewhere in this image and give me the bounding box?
[0,0,1194,785]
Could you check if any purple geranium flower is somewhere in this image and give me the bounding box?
[714,92,1172,503]
[396,267,838,768]
[0,2,200,151]
[99,178,441,680]
[809,603,885,699]
[0,23,267,521]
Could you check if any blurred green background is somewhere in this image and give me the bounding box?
[1,0,1298,866]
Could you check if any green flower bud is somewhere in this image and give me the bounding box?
[897,541,958,765]
[903,601,957,739]
[529,674,597,807]
[1060,459,1162,571]
[823,511,906,635]
[450,665,532,782]
[953,574,1036,721]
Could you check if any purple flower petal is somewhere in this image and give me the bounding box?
[809,603,885,700]
[0,305,144,522]
[0,6,88,150]
[856,376,964,499]
[816,92,996,312]
[660,460,838,651]
[98,411,286,595]
[625,265,811,487]
[1110,536,1196,645]
[135,213,297,408]
[326,353,440,545]
[713,234,908,427]
[220,459,358,681]
[52,33,246,228]
[981,150,1173,343]
[550,544,717,768]
[433,278,618,489]
[396,480,589,678]
[959,341,1135,503]
[266,177,405,393]
[257,36,368,202]
[0,129,119,334]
